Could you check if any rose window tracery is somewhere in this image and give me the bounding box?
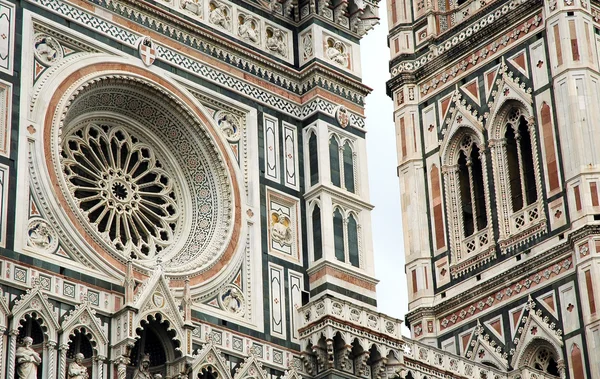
[61,123,181,259]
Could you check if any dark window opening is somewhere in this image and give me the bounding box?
[343,142,355,193]
[519,116,538,205]
[309,133,319,186]
[312,206,323,261]
[333,209,345,262]
[506,125,523,211]
[347,215,359,267]
[329,137,341,187]
[471,145,487,231]
[458,150,474,237]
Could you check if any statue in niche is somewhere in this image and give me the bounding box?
[16,337,42,379]
[133,354,152,379]
[208,2,231,30]
[325,38,348,67]
[68,353,88,379]
[265,28,287,57]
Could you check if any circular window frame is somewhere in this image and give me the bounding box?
[37,62,244,282]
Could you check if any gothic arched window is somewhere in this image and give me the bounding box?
[309,132,319,186]
[504,109,538,211]
[312,205,323,261]
[343,141,355,193]
[457,137,488,237]
[333,208,345,262]
[328,133,357,194]
[347,213,359,267]
[490,104,543,247]
[329,136,341,187]
[442,130,492,271]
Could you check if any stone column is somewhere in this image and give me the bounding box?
[116,357,129,379]
[46,341,58,379]
[58,344,68,379]
[0,326,6,379]
[96,355,106,379]
[6,330,18,379]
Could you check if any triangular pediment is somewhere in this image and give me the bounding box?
[510,298,563,368]
[485,61,533,133]
[192,343,233,379]
[234,353,269,379]
[60,301,109,357]
[282,366,303,379]
[132,266,186,329]
[471,334,508,370]
[12,285,60,341]
[439,89,485,163]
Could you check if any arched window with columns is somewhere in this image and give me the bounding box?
[442,128,493,272]
[489,102,544,248]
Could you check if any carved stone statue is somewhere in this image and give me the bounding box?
[266,28,286,57]
[325,39,348,67]
[16,337,42,379]
[68,353,88,379]
[208,2,230,30]
[133,354,152,379]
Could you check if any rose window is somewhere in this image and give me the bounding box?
[61,123,181,259]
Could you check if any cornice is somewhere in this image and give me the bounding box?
[386,0,543,95]
[74,0,371,102]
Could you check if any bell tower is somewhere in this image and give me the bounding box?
[387,0,600,377]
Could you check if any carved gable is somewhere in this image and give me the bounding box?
[11,285,60,342]
[192,343,233,379]
[60,301,109,357]
[234,353,269,379]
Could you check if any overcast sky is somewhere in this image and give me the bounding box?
[359,4,409,330]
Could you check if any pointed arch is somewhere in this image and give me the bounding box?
[329,135,341,187]
[511,309,563,370]
[488,99,545,247]
[540,102,560,192]
[333,208,345,262]
[347,213,360,267]
[441,128,493,271]
[430,164,445,250]
[234,353,269,379]
[342,140,355,193]
[131,268,190,357]
[310,203,323,262]
[570,343,585,379]
[11,286,60,342]
[60,302,109,358]
[191,343,233,379]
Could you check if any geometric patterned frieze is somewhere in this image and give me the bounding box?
[438,258,573,332]
[0,258,121,311]
[405,13,543,101]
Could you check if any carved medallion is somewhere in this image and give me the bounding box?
[336,106,351,128]
[33,34,63,66]
[218,285,245,315]
[138,36,157,66]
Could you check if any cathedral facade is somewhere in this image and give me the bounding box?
[387,0,600,378]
